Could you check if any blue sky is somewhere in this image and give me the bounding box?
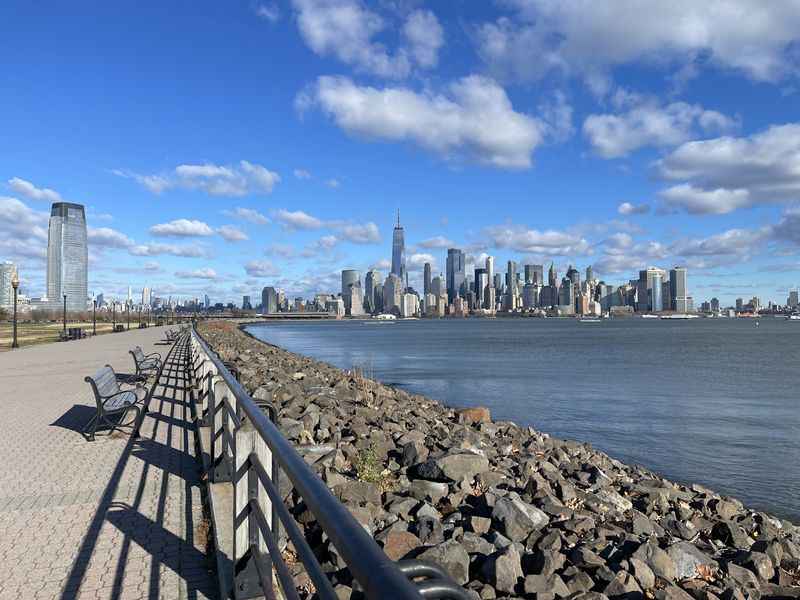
[2,1,800,305]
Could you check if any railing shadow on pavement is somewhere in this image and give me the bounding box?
[59,334,217,600]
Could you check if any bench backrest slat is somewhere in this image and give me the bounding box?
[89,366,120,397]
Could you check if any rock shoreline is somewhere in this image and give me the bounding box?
[199,321,800,600]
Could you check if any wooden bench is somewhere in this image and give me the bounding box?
[163,329,179,343]
[130,346,162,380]
[83,365,148,441]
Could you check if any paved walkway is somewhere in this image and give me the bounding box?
[0,327,218,600]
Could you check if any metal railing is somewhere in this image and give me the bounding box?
[189,324,470,600]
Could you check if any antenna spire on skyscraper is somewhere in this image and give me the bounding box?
[396,208,400,227]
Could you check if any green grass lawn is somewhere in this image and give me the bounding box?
[0,320,152,350]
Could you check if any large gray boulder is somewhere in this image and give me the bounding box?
[492,492,549,541]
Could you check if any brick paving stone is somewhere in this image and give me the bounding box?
[0,327,217,600]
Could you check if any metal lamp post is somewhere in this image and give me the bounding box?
[10,272,19,349]
[93,299,97,336]
[62,294,67,336]
[127,302,130,330]
[112,302,116,330]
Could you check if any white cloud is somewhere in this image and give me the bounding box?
[265,243,298,258]
[301,75,544,169]
[271,208,380,243]
[476,1,800,88]
[370,258,391,271]
[538,91,574,143]
[291,0,443,78]
[175,268,219,280]
[217,225,249,242]
[88,227,134,249]
[294,168,312,179]
[150,219,215,237]
[0,197,48,263]
[222,207,270,225]
[245,260,281,277]
[273,208,324,230]
[670,228,766,257]
[113,160,280,196]
[335,221,379,243]
[129,243,209,258]
[485,224,590,255]
[7,177,64,203]
[584,100,735,158]
[656,123,800,214]
[255,2,280,22]
[418,235,455,249]
[403,9,444,69]
[325,178,341,188]
[408,252,436,271]
[617,202,650,216]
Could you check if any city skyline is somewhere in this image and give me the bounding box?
[2,3,800,305]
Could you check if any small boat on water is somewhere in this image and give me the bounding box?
[787,314,800,321]
[660,314,700,320]
[579,317,602,323]
[640,314,659,319]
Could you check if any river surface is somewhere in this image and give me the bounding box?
[245,317,800,521]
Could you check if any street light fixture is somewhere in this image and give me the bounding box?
[93,299,97,336]
[11,271,19,349]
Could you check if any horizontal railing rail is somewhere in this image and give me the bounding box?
[189,323,470,600]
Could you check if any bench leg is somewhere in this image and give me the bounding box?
[82,413,99,442]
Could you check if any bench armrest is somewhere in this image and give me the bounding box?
[100,388,145,409]
[143,351,162,362]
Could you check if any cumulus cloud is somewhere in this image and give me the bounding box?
[403,9,444,69]
[291,0,443,78]
[113,160,280,196]
[670,228,767,257]
[255,2,280,22]
[272,207,381,243]
[408,252,436,272]
[326,178,341,188]
[294,169,312,179]
[7,178,64,203]
[485,224,590,255]
[244,260,281,277]
[617,202,650,216]
[584,100,735,158]
[273,209,324,230]
[88,227,134,249]
[656,123,800,214]
[300,75,544,169]
[150,219,215,237]
[175,268,219,280]
[475,1,800,89]
[418,235,455,249]
[217,225,249,242]
[129,243,209,258]
[222,207,270,225]
[0,197,48,263]
[335,221,379,243]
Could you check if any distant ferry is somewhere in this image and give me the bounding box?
[579,317,602,323]
[372,313,397,321]
[660,314,700,320]
[640,314,660,319]
[786,314,800,321]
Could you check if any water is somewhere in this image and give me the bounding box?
[245,318,800,521]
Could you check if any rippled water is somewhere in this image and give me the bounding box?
[245,317,800,521]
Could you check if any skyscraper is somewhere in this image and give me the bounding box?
[262,286,278,313]
[391,210,406,284]
[364,269,380,313]
[506,261,517,292]
[0,261,17,308]
[47,202,88,312]
[474,268,488,308]
[423,263,432,297]
[446,248,465,304]
[341,270,361,315]
[485,256,495,287]
[383,273,402,315]
[669,267,689,313]
[142,287,152,307]
[548,263,557,287]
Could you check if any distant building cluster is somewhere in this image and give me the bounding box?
[245,211,800,320]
